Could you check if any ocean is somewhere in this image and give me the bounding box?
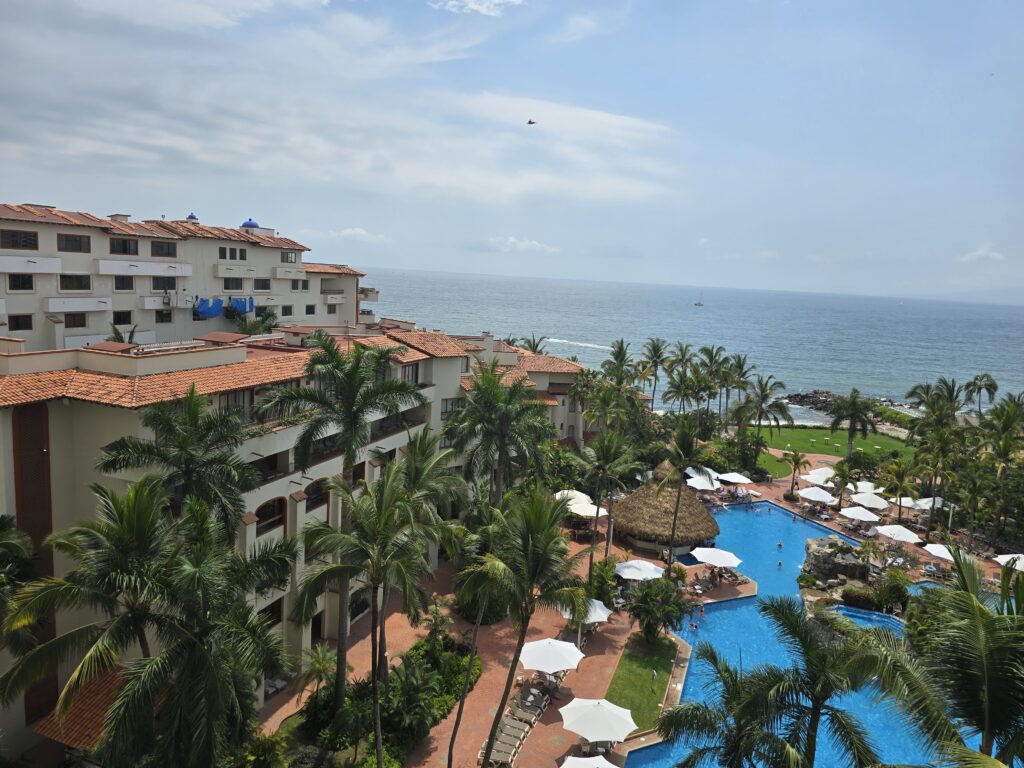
[370,268,1024,417]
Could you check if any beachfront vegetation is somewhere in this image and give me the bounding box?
[605,634,678,732]
[625,578,697,643]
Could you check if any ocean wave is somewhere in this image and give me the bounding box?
[546,338,613,351]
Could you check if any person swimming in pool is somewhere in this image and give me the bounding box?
[777,541,783,550]
[777,560,783,568]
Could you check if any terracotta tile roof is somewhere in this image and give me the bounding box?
[454,339,485,352]
[0,351,310,409]
[512,354,584,374]
[354,335,429,364]
[152,219,307,250]
[547,382,572,395]
[493,339,521,354]
[84,341,137,353]
[385,331,469,359]
[530,390,560,407]
[33,668,123,749]
[195,331,249,344]
[458,366,535,392]
[301,262,366,277]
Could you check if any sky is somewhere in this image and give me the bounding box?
[2,0,1022,304]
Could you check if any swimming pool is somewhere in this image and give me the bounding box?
[625,501,934,768]
[835,604,905,633]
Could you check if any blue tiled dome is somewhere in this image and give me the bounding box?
[186,212,198,221]
[241,218,259,228]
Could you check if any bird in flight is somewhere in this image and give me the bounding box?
[527,119,536,125]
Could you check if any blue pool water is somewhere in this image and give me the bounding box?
[625,502,934,768]
[835,605,905,633]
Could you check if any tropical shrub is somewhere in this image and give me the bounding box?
[874,569,911,613]
[588,556,621,606]
[841,586,880,611]
[626,578,696,642]
[873,404,916,430]
[223,732,288,768]
[357,745,404,768]
[796,572,817,588]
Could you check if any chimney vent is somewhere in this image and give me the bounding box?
[108,213,130,222]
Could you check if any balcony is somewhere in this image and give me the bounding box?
[358,287,379,302]
[46,296,113,313]
[358,308,376,323]
[369,412,427,443]
[322,292,345,305]
[97,259,192,277]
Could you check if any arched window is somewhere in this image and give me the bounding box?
[255,497,286,536]
[305,479,329,512]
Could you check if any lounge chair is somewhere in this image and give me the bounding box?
[479,741,517,767]
[508,702,539,725]
[500,716,531,736]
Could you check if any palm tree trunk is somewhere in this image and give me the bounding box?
[481,614,530,768]
[370,584,384,768]
[588,479,603,583]
[805,705,822,767]
[897,500,903,523]
[667,481,684,571]
[846,429,854,461]
[333,464,354,722]
[790,469,797,496]
[447,601,485,768]
[604,492,615,559]
[377,582,390,689]
[650,370,658,412]
[134,625,151,659]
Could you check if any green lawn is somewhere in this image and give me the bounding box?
[759,426,911,460]
[604,634,678,733]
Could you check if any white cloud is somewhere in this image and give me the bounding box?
[551,14,599,43]
[957,243,1007,263]
[70,0,328,30]
[428,0,522,17]
[488,236,560,254]
[330,227,391,244]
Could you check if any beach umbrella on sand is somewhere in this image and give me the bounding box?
[994,554,1024,571]
[562,757,617,768]
[691,547,742,568]
[562,598,612,625]
[875,524,921,544]
[923,543,954,562]
[687,476,722,492]
[718,472,753,484]
[851,492,889,511]
[798,486,837,505]
[616,560,664,581]
[520,638,585,674]
[559,698,638,742]
[556,489,593,505]
[839,506,880,523]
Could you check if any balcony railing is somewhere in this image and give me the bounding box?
[370,414,427,443]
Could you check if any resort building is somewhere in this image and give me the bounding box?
[0,233,586,757]
[0,204,378,351]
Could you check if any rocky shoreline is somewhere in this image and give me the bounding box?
[784,390,838,412]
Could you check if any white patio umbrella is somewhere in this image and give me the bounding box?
[567,499,607,519]
[889,496,917,508]
[915,497,947,511]
[559,698,638,742]
[691,547,742,568]
[923,543,954,562]
[851,492,889,511]
[875,524,921,544]
[519,638,585,674]
[562,598,612,625]
[799,472,835,488]
[839,506,880,523]
[685,466,721,479]
[615,560,664,581]
[686,476,722,492]
[798,486,837,505]
[562,757,617,768]
[993,554,1024,571]
[846,481,886,495]
[556,489,593,505]
[718,472,753,484]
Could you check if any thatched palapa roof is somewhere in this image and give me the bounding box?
[614,461,720,545]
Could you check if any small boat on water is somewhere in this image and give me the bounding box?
[694,292,704,307]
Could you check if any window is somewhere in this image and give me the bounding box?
[568,424,576,439]
[223,277,243,291]
[8,274,33,291]
[461,356,470,374]
[253,278,271,291]
[305,304,315,315]
[239,248,247,261]
[229,247,237,260]
[255,306,272,318]
[152,276,176,291]
[569,397,577,413]
[280,305,293,317]
[305,479,329,511]
[112,310,132,326]
[258,597,283,626]
[255,498,286,536]
[151,241,177,257]
[219,246,227,260]
[280,251,297,264]
[109,238,138,255]
[57,233,90,253]
[440,397,465,420]
[401,363,419,384]
[326,304,337,315]
[114,275,134,291]
[59,274,91,291]
[64,312,87,328]
[9,315,32,331]
[291,279,309,291]
[1,230,38,250]
[155,309,172,324]
[439,435,454,450]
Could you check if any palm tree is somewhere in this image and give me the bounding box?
[829,388,878,461]
[106,323,138,344]
[296,643,337,704]
[571,430,643,579]
[663,367,691,415]
[831,460,857,509]
[519,334,548,354]
[601,339,633,387]
[740,375,792,447]
[0,516,32,649]
[724,353,755,418]
[658,642,800,768]
[479,490,588,768]
[965,373,998,423]
[259,333,425,717]
[235,309,278,336]
[746,596,881,767]
[659,417,708,570]
[0,476,176,715]
[642,337,670,411]
[625,578,695,642]
[444,360,554,505]
[782,451,811,497]
[697,345,727,422]
[97,383,259,532]
[881,458,917,523]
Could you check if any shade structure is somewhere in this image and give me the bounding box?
[685,466,720,480]
[567,499,607,519]
[839,506,880,523]
[798,486,837,505]
[559,698,638,742]
[718,471,753,484]
[615,559,664,581]
[562,758,617,768]
[846,481,886,495]
[994,554,1024,571]
[889,496,917,508]
[686,476,722,492]
[800,467,836,487]
[556,489,593,505]
[519,638,585,674]
[691,547,742,568]
[851,492,889,511]
[915,497,947,510]
[562,598,612,625]
[923,543,954,562]
[875,524,921,544]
